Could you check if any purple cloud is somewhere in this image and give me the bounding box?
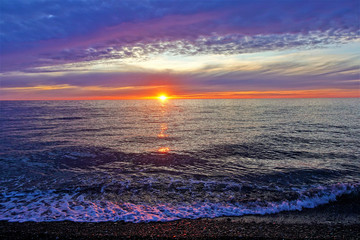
[0,0,359,100]
[1,0,359,73]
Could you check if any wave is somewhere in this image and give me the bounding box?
[1,183,358,223]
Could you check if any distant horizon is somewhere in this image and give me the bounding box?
[1,96,359,101]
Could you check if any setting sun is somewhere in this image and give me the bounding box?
[158,95,168,101]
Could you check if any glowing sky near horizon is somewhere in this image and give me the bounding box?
[0,0,359,100]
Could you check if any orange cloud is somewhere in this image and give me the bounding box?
[165,89,360,99]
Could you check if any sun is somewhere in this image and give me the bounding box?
[158,95,168,101]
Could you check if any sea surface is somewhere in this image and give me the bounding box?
[0,99,359,222]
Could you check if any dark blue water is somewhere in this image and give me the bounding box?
[0,99,359,222]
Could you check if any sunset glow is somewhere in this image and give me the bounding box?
[158,95,168,101]
[0,0,359,100]
[1,2,360,236]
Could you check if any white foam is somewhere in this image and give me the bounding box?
[0,183,357,223]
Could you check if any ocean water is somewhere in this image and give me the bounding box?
[0,99,359,223]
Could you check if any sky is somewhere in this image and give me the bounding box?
[0,0,359,100]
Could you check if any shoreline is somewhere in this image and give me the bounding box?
[1,195,359,239]
[1,220,359,239]
[0,219,360,239]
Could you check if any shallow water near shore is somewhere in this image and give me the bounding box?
[0,99,359,222]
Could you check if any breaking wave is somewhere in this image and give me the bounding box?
[1,183,358,223]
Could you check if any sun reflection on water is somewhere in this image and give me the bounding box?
[157,123,168,138]
[157,147,170,153]
[156,97,170,154]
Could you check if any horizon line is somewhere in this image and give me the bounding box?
[1,96,359,101]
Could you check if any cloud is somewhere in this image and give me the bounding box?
[2,0,358,46]
[1,54,358,94]
[1,0,359,72]
[1,30,358,73]
[0,0,359,100]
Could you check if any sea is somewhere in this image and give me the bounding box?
[0,98,359,223]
